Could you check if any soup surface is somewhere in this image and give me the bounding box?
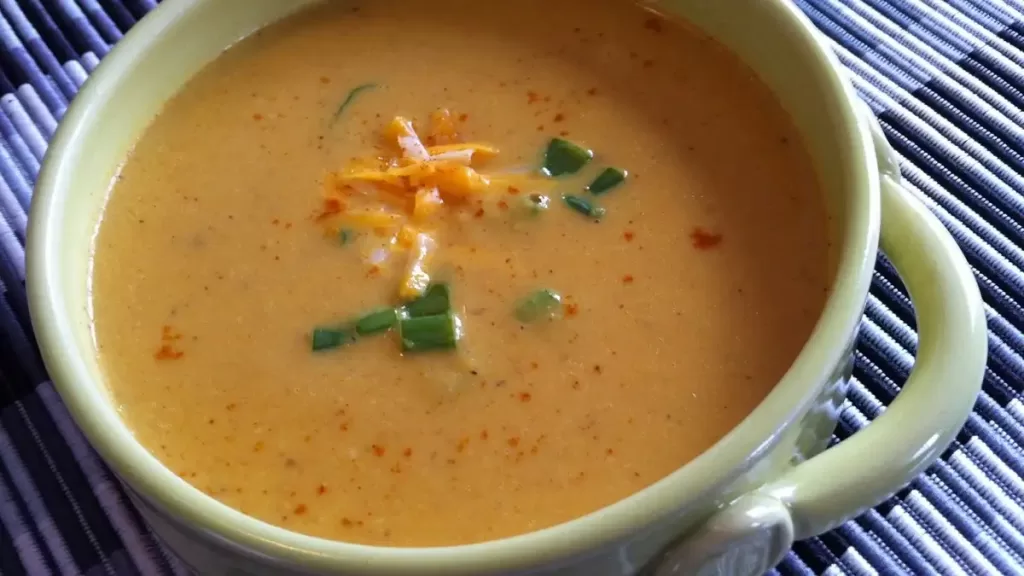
[92,0,830,546]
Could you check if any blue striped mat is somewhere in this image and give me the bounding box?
[0,1,1022,574]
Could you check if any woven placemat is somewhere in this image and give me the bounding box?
[1,1,1022,574]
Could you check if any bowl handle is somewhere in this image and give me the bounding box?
[648,110,988,575]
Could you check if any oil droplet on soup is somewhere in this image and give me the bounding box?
[92,0,831,546]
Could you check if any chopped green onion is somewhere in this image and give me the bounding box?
[332,83,378,122]
[525,194,550,215]
[515,289,563,323]
[563,194,606,220]
[311,326,355,351]
[542,138,593,177]
[513,193,550,219]
[400,312,461,352]
[338,228,354,245]
[587,167,628,195]
[355,308,398,335]
[402,284,451,317]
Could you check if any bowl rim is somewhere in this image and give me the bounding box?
[26,0,880,572]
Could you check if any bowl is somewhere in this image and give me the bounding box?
[26,0,988,574]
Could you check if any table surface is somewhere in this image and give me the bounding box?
[1,1,1023,574]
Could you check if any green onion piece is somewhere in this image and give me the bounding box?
[523,193,550,215]
[338,228,354,245]
[562,194,606,220]
[542,138,593,177]
[402,284,451,317]
[355,308,398,335]
[332,83,379,123]
[400,312,461,352]
[587,167,628,195]
[513,194,550,219]
[311,327,355,351]
[515,289,563,323]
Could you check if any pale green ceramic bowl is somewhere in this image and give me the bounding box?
[26,1,988,574]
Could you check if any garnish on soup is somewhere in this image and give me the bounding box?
[311,113,631,351]
[542,137,593,177]
[515,289,564,323]
[331,83,379,123]
[587,167,628,195]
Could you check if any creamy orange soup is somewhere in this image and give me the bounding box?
[92,0,829,547]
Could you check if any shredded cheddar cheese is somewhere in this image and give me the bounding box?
[316,109,548,299]
[427,142,499,164]
[413,187,444,221]
[341,209,404,228]
[425,164,491,197]
[388,117,430,161]
[400,232,436,299]
[397,225,420,248]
